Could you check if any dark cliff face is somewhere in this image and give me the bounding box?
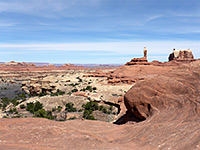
[168,52,174,61]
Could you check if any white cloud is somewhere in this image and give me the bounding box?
[0,41,200,57]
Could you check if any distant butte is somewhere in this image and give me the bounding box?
[0,61,87,71]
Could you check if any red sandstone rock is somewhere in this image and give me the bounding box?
[73,92,88,97]
[124,60,200,121]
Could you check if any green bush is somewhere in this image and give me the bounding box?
[26,101,43,113]
[26,102,34,113]
[39,92,48,97]
[34,109,53,119]
[0,97,19,111]
[52,106,62,112]
[84,101,98,111]
[67,92,72,95]
[65,102,77,112]
[11,114,21,118]
[8,108,18,114]
[83,109,95,120]
[50,89,65,96]
[69,83,79,87]
[71,88,78,93]
[82,101,99,120]
[17,93,27,101]
[20,104,26,109]
[80,86,97,92]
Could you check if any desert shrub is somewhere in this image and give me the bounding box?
[83,109,95,120]
[102,107,108,113]
[80,86,97,92]
[34,109,53,119]
[11,114,21,118]
[26,102,34,113]
[57,106,62,112]
[20,104,26,109]
[0,97,19,111]
[17,93,27,101]
[26,101,43,113]
[71,88,78,93]
[25,101,53,119]
[82,101,99,120]
[34,101,43,111]
[52,106,62,112]
[112,94,122,97]
[67,92,72,95]
[8,108,18,114]
[76,77,83,82]
[39,92,48,97]
[92,87,97,90]
[50,89,65,96]
[86,86,93,92]
[98,105,104,111]
[84,101,98,111]
[65,102,77,112]
[69,83,79,87]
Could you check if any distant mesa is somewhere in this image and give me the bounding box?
[0,61,87,71]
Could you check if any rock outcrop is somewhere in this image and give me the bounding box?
[125,57,150,65]
[125,47,150,65]
[168,48,195,62]
[121,60,200,123]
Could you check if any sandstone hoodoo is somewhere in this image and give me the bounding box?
[168,48,195,62]
[125,47,150,65]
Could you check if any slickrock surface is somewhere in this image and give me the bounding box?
[107,65,175,84]
[0,61,200,150]
[0,118,145,150]
[121,60,200,149]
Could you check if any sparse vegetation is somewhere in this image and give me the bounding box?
[0,97,20,111]
[52,106,62,112]
[81,101,114,120]
[26,101,53,120]
[50,89,65,96]
[112,93,122,97]
[71,88,78,93]
[76,76,83,82]
[8,108,18,114]
[69,83,79,87]
[82,101,98,120]
[80,86,97,92]
[65,102,77,112]
[17,93,27,101]
[26,101,43,113]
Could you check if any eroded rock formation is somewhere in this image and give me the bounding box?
[168,48,195,61]
[120,60,200,123]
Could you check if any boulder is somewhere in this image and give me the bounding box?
[123,60,200,122]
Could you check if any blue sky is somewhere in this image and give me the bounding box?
[0,0,200,64]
